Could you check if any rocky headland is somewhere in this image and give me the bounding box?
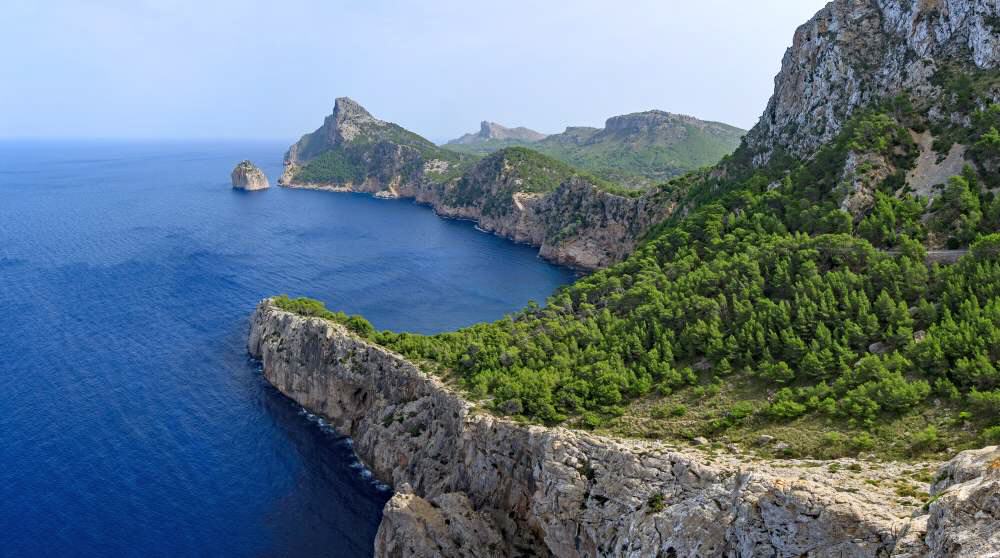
[231,160,269,191]
[278,98,676,270]
[249,300,1000,557]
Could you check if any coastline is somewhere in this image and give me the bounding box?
[277,176,668,272]
[249,298,1000,557]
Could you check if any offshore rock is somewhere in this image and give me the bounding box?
[230,160,269,190]
[248,300,996,557]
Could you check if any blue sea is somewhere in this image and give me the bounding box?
[0,140,575,557]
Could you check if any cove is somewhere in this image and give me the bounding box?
[0,140,575,557]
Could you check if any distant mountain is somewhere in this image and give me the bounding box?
[445,111,745,188]
[447,121,547,148]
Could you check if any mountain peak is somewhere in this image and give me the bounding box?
[329,97,382,142]
[333,97,373,121]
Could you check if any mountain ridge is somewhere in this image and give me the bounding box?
[446,110,746,187]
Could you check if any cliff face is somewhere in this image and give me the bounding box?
[745,0,1000,164]
[230,160,269,190]
[249,300,1000,557]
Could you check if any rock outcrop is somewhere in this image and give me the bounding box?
[230,160,269,190]
[744,0,1000,165]
[447,121,548,145]
[249,300,999,557]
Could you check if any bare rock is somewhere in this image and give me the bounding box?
[922,446,1000,557]
[869,341,891,355]
[230,160,269,191]
[744,0,1000,165]
[756,435,776,446]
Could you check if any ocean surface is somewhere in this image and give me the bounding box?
[0,140,576,557]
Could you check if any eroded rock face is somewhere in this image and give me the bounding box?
[249,300,996,557]
[744,0,1000,164]
[422,173,675,270]
[922,446,1000,557]
[230,160,269,190]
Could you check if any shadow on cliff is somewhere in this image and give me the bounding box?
[250,357,391,557]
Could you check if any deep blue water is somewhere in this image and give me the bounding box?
[0,140,575,557]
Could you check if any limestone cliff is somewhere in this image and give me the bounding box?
[744,0,1000,165]
[249,300,1000,557]
[231,160,269,190]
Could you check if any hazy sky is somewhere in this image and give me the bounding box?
[2,0,829,142]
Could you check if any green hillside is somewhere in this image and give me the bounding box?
[444,112,745,189]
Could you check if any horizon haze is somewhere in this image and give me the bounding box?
[2,0,828,142]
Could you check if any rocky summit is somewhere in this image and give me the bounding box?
[230,160,269,190]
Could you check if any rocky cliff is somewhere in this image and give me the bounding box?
[249,300,1000,557]
[744,0,1000,165]
[417,150,676,269]
[231,160,269,190]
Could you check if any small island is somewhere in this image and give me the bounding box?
[231,160,269,191]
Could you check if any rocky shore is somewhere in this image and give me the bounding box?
[248,299,1000,557]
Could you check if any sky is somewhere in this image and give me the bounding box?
[1,0,829,143]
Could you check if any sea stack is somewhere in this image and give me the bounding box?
[231,160,269,190]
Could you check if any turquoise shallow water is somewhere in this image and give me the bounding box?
[0,140,575,557]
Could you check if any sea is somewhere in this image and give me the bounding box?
[0,140,575,557]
